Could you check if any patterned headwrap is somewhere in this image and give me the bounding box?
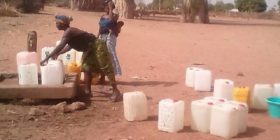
[55,15,73,25]
[103,0,115,8]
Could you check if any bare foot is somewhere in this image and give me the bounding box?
[110,89,122,102]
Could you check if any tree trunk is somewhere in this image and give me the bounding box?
[198,0,209,23]
[181,0,191,22]
[181,0,209,23]
[115,0,136,19]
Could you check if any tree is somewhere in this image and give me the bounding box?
[235,0,267,13]
[278,0,280,9]
[162,0,174,10]
[224,3,234,10]
[214,1,225,12]
[181,0,209,23]
[115,0,136,19]
[208,3,214,11]
[210,1,234,12]
[16,0,45,13]
[151,0,176,11]
[70,0,98,11]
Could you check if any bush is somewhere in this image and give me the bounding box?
[0,1,20,17]
[16,0,45,13]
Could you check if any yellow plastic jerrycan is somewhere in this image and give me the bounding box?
[232,87,250,105]
[79,72,100,85]
[66,62,81,74]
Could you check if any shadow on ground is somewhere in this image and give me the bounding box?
[118,80,178,87]
[234,126,266,138]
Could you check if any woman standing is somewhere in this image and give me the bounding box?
[97,0,124,84]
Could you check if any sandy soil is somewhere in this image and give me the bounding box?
[1,6,280,140]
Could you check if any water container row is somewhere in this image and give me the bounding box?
[42,42,83,80]
[216,83,278,110]
[185,67,279,110]
[41,46,82,66]
[123,91,185,133]
[16,51,64,85]
[191,97,248,138]
[122,92,252,137]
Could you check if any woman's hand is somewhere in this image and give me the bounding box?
[51,54,59,60]
[40,59,48,66]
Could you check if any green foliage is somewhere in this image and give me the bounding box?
[152,0,175,10]
[235,0,267,12]
[215,1,226,11]
[208,1,234,12]
[208,3,214,11]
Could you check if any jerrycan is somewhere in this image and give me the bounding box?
[232,87,250,106]
[185,67,203,87]
[123,91,148,121]
[213,79,234,100]
[194,69,212,92]
[252,84,273,110]
[16,51,37,66]
[210,103,239,139]
[61,49,76,65]
[158,99,185,133]
[18,63,38,85]
[41,60,64,85]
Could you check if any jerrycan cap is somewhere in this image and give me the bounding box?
[207,102,214,105]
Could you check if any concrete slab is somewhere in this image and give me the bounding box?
[0,73,78,99]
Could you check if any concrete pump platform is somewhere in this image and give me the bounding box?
[0,73,79,99]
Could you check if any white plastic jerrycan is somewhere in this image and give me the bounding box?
[252,84,273,110]
[210,103,239,139]
[203,96,228,103]
[191,99,217,133]
[41,46,55,61]
[194,69,212,92]
[61,49,76,65]
[16,51,38,66]
[75,51,83,65]
[191,97,227,133]
[225,101,248,134]
[123,91,148,121]
[213,79,234,100]
[185,67,203,87]
[273,83,280,97]
[158,99,185,133]
[41,60,64,85]
[18,63,38,85]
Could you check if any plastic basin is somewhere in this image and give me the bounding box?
[266,97,280,119]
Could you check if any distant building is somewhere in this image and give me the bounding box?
[229,8,239,13]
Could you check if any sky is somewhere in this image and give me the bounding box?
[139,0,279,10]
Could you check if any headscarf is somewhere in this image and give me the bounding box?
[55,15,73,25]
[103,0,115,9]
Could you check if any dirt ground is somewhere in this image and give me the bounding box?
[1,6,280,140]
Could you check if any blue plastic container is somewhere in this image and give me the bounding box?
[266,97,280,119]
